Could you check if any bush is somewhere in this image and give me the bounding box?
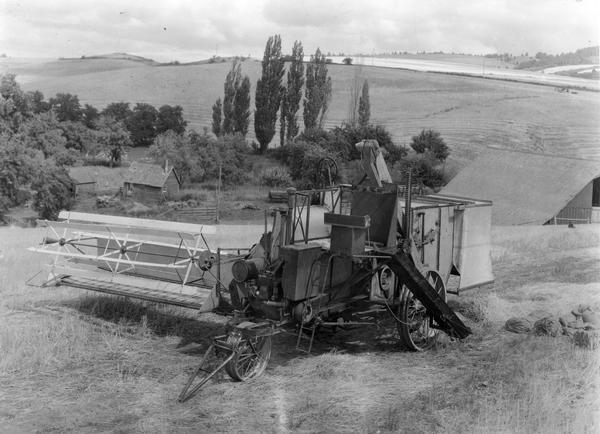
[171,189,208,202]
[259,166,292,187]
[31,162,74,219]
[390,154,445,189]
[81,157,114,167]
[410,129,449,162]
[189,133,252,187]
[324,123,405,163]
[273,141,338,189]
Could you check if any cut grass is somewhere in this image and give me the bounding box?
[0,224,599,432]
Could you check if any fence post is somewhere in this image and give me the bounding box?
[215,248,222,297]
[216,164,221,223]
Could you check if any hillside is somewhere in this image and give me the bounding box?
[6,57,600,169]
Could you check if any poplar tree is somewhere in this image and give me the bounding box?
[211,97,222,136]
[254,35,285,153]
[233,76,251,136]
[303,48,332,130]
[222,60,242,135]
[284,40,304,140]
[357,80,370,127]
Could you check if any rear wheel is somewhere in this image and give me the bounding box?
[224,332,272,381]
[397,270,446,351]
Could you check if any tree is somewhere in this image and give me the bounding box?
[212,97,222,136]
[127,103,158,147]
[358,80,370,127]
[27,90,50,114]
[58,120,95,152]
[304,48,332,130]
[94,116,132,166]
[82,104,99,129]
[410,129,449,161]
[329,123,405,163]
[217,60,251,137]
[279,93,286,146]
[49,93,82,122]
[101,102,132,123]
[17,112,70,161]
[222,60,242,135]
[31,161,74,219]
[0,132,42,205]
[347,67,363,125]
[149,130,191,181]
[156,104,187,135]
[254,35,285,153]
[233,76,251,136]
[0,74,30,129]
[284,40,304,141]
[343,57,353,65]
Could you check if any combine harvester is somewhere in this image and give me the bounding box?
[29,140,493,402]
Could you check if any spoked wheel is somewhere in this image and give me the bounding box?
[224,332,272,381]
[316,157,338,188]
[376,265,396,300]
[398,270,447,351]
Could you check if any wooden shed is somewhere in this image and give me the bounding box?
[68,168,96,196]
[441,148,600,225]
[123,162,180,203]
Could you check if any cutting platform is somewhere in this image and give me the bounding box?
[59,275,212,310]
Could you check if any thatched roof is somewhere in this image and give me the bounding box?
[441,148,600,225]
[124,162,180,188]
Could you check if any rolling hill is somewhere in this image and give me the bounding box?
[4,56,600,168]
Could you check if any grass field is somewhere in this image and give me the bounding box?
[0,224,598,433]
[5,57,599,170]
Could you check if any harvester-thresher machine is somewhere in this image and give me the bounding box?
[28,140,493,402]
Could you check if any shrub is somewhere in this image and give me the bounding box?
[259,166,292,187]
[274,141,338,189]
[390,154,445,189]
[31,162,74,219]
[189,133,252,187]
[171,189,208,202]
[304,123,405,163]
[81,157,114,167]
[410,129,449,162]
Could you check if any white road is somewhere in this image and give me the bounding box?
[327,56,600,90]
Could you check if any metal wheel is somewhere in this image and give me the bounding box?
[316,157,338,188]
[377,265,396,300]
[224,332,272,381]
[398,270,446,351]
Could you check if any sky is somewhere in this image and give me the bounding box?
[1,0,598,62]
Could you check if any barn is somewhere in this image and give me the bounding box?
[123,162,181,203]
[68,168,96,196]
[441,148,600,225]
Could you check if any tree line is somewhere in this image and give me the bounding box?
[0,73,190,218]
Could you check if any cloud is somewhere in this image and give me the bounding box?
[0,0,597,61]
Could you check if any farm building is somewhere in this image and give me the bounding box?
[68,168,96,196]
[123,161,180,202]
[441,148,600,225]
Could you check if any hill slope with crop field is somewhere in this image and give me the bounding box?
[5,56,600,170]
[0,224,598,432]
